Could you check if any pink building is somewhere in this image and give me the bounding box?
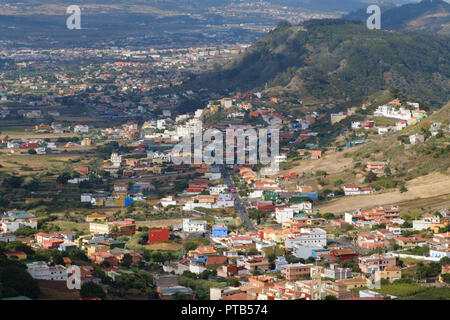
[358,254,396,273]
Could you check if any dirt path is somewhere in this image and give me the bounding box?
[316,172,450,213]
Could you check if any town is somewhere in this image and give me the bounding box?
[0,0,449,303]
[1,86,449,300]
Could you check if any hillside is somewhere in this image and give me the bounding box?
[184,19,450,110]
[344,0,450,34]
[353,102,450,180]
[307,102,450,214]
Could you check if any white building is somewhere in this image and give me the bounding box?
[409,134,424,145]
[0,218,38,233]
[194,109,203,119]
[183,202,212,211]
[276,207,295,224]
[160,196,177,208]
[189,263,207,275]
[351,121,364,129]
[344,212,359,224]
[429,246,450,259]
[290,202,313,213]
[7,141,20,149]
[378,127,390,135]
[222,99,233,109]
[343,185,360,196]
[285,228,327,248]
[407,102,420,110]
[74,125,89,133]
[374,105,411,121]
[209,184,228,195]
[182,219,207,233]
[413,215,440,231]
[0,233,16,243]
[35,147,46,155]
[157,119,166,130]
[81,193,93,203]
[395,121,407,131]
[110,153,122,166]
[324,265,352,280]
[212,200,234,208]
[247,190,263,199]
[343,185,374,196]
[26,261,67,281]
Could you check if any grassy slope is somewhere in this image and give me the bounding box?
[354,102,450,180]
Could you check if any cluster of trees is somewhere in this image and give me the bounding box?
[1,174,40,191]
[180,269,240,300]
[415,258,448,280]
[248,208,266,224]
[142,249,182,265]
[106,269,157,299]
[0,244,40,299]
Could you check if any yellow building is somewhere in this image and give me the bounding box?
[430,221,449,234]
[89,222,111,235]
[334,277,367,291]
[86,244,109,257]
[395,236,426,248]
[86,213,108,223]
[209,105,219,112]
[188,245,217,257]
[5,251,27,261]
[94,198,106,207]
[147,166,162,174]
[376,266,402,283]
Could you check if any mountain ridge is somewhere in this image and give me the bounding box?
[343,0,450,34]
[183,19,450,112]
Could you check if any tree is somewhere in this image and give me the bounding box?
[440,257,450,266]
[56,172,71,184]
[441,274,450,284]
[323,212,336,220]
[184,241,198,252]
[80,281,106,299]
[226,278,241,287]
[14,226,37,237]
[69,248,90,262]
[248,208,266,224]
[365,171,377,183]
[399,184,408,193]
[182,270,197,279]
[305,257,315,264]
[121,253,133,268]
[0,265,40,299]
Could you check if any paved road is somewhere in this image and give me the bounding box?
[220,165,257,232]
